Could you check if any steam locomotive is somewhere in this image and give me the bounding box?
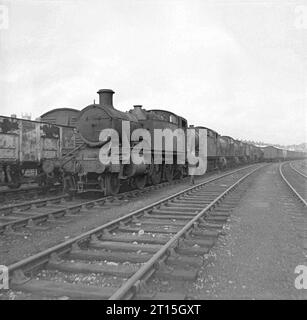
[51,89,265,195]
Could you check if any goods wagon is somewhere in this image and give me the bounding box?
[286,150,306,160]
[222,136,235,155]
[237,141,248,163]
[217,135,228,167]
[243,142,251,162]
[0,115,76,188]
[195,126,219,171]
[39,108,80,126]
[254,146,264,162]
[262,146,286,162]
[233,140,241,164]
[249,145,264,162]
[262,146,307,162]
[220,136,239,166]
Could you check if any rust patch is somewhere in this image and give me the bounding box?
[40,124,60,139]
[0,117,19,134]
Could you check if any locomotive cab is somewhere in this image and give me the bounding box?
[129,107,188,183]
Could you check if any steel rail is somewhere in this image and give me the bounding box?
[0,177,187,234]
[279,162,307,207]
[0,185,39,194]
[0,193,70,212]
[0,184,61,197]
[8,164,259,277]
[0,185,64,208]
[289,161,307,179]
[109,164,265,300]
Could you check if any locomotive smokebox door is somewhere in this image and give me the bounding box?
[76,89,140,147]
[77,104,112,147]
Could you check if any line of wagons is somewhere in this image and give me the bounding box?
[0,88,305,193]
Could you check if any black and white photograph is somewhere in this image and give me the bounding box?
[0,0,306,306]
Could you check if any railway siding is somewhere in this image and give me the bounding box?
[1,164,263,299]
[0,168,245,267]
[191,163,306,299]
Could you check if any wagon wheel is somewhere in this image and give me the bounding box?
[63,175,75,192]
[133,175,147,190]
[7,167,21,189]
[104,173,120,195]
[218,157,227,170]
[164,164,174,182]
[150,164,162,185]
[8,182,21,189]
[174,165,184,179]
[38,172,53,188]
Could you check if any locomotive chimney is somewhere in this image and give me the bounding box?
[97,89,114,108]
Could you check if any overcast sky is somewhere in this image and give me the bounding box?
[0,0,306,145]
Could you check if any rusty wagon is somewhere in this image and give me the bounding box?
[0,115,76,188]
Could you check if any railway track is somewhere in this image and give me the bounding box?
[280,162,307,206]
[0,165,252,236]
[0,185,63,205]
[289,161,307,179]
[0,174,199,236]
[3,163,265,300]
